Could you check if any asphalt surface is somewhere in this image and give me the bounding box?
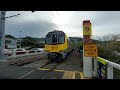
[0,66,64,79]
[0,65,82,79]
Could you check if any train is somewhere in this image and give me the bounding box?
[45,30,74,61]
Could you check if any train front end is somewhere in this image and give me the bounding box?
[45,30,67,61]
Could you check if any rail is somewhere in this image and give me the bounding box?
[93,57,120,79]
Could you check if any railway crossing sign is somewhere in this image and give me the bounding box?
[84,44,98,57]
[83,20,92,35]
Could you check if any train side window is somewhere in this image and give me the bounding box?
[67,39,69,46]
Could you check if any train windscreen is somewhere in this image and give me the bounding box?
[45,33,52,44]
[59,32,65,44]
[45,31,65,44]
[52,34,58,44]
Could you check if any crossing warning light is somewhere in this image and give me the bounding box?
[83,20,92,35]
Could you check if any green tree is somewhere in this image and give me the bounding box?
[5,35,16,39]
[77,41,83,50]
[21,36,40,48]
[108,42,120,52]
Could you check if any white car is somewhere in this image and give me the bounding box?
[28,48,44,53]
[4,49,13,56]
[14,48,27,55]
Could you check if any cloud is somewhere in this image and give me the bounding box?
[5,11,120,39]
[5,17,59,38]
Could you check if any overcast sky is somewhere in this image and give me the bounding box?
[5,11,120,39]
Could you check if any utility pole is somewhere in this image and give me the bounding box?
[0,11,20,61]
[20,30,21,48]
[0,11,6,61]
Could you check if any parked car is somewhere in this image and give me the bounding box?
[14,48,27,55]
[31,48,44,52]
[28,48,44,53]
[4,49,13,56]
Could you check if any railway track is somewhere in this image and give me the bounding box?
[18,61,61,79]
[40,62,60,79]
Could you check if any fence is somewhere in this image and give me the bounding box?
[5,50,46,59]
[93,57,120,79]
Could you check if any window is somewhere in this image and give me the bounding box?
[52,34,58,44]
[59,32,65,44]
[59,36,64,44]
[45,33,52,44]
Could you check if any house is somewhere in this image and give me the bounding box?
[5,38,22,49]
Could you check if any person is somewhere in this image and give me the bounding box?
[77,48,80,54]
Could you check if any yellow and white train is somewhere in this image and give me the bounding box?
[45,30,74,61]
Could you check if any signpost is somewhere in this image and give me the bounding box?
[83,20,98,78]
[83,20,93,77]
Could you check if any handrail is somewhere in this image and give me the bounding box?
[94,57,120,79]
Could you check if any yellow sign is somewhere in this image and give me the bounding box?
[83,21,92,35]
[84,44,98,57]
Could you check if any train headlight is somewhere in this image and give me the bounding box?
[59,50,64,52]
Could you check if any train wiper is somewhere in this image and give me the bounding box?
[51,42,58,45]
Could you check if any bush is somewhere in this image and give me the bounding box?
[98,45,120,64]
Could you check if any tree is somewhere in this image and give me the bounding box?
[102,34,119,42]
[21,36,41,48]
[5,35,15,39]
[77,41,83,50]
[108,42,120,52]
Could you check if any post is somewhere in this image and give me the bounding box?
[83,20,92,77]
[0,11,6,61]
[93,58,97,77]
[20,30,21,48]
[107,63,113,79]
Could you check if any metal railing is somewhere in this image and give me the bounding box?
[93,57,120,79]
[5,50,46,59]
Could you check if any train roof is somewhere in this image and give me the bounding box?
[49,30,64,33]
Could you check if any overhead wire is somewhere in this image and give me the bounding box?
[26,11,54,31]
[7,12,42,31]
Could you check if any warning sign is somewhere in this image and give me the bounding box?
[83,20,92,35]
[84,44,98,57]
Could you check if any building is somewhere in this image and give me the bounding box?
[5,38,22,49]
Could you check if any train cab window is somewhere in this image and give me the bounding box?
[45,34,52,44]
[59,33,65,44]
[52,34,58,44]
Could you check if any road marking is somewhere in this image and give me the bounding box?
[72,72,75,79]
[80,72,84,79]
[37,68,81,73]
[37,68,50,71]
[62,71,74,79]
[54,69,65,72]
[80,72,92,79]
[18,69,37,79]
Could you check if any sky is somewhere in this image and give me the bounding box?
[5,11,120,40]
